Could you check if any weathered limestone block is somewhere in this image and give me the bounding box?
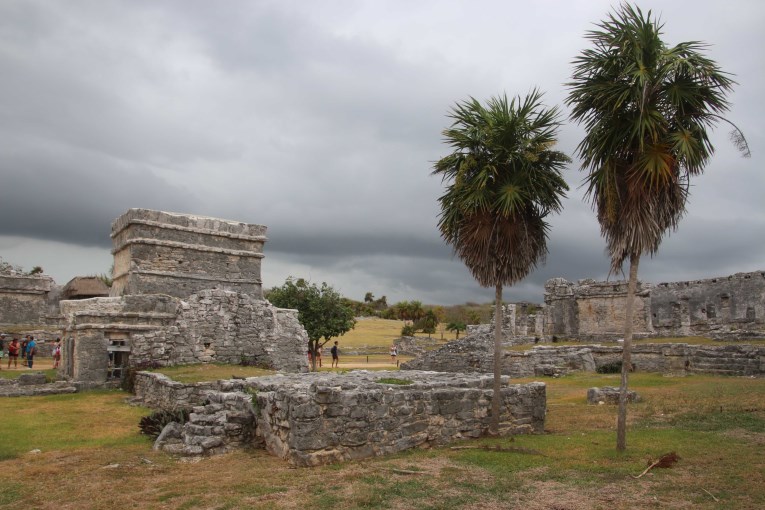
[587,387,640,405]
[249,371,546,467]
[110,209,267,299]
[404,334,765,377]
[17,373,47,385]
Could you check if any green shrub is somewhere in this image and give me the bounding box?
[596,361,622,374]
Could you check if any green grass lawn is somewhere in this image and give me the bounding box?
[0,373,762,509]
[148,363,276,383]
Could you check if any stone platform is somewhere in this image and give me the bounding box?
[138,370,547,466]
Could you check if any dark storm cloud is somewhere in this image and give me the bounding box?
[1,0,763,304]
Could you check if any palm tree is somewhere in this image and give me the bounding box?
[566,3,749,451]
[434,90,569,434]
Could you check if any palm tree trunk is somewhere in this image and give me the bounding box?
[616,253,640,451]
[490,283,503,435]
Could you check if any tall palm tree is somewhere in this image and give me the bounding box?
[566,3,749,451]
[434,90,569,434]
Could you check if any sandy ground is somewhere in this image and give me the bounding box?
[1,355,56,371]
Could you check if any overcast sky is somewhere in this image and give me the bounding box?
[1,0,763,305]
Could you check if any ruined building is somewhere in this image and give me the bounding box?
[544,271,765,341]
[59,209,308,387]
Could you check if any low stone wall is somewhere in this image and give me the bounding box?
[250,371,545,467]
[140,371,547,466]
[402,335,765,377]
[0,373,77,397]
[157,391,258,456]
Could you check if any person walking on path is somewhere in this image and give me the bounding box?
[52,337,62,369]
[316,345,323,368]
[7,338,20,368]
[330,341,339,368]
[26,336,37,369]
[390,344,398,364]
[20,337,28,361]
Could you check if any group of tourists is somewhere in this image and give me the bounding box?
[0,334,61,370]
[307,341,341,369]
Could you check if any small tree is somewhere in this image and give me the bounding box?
[268,278,356,371]
[446,321,467,339]
[434,90,569,434]
[416,310,439,338]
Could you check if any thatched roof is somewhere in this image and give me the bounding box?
[62,277,110,300]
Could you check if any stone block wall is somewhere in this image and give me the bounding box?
[544,278,653,341]
[110,209,267,299]
[60,290,309,386]
[0,274,59,326]
[141,371,547,466]
[651,272,765,338]
[466,304,544,345]
[543,271,765,341]
[403,334,765,377]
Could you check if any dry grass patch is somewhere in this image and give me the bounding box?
[1,373,764,509]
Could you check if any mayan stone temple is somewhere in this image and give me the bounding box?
[59,209,309,386]
[49,208,547,465]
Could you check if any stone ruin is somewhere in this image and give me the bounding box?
[466,303,545,344]
[59,209,309,387]
[0,272,60,327]
[403,327,765,377]
[47,208,548,466]
[135,370,546,466]
[544,271,765,341]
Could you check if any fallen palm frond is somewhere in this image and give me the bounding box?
[632,452,680,479]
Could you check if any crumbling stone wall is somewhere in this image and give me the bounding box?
[544,278,653,341]
[61,291,309,386]
[650,272,765,338]
[110,209,267,299]
[140,371,547,466]
[0,274,59,326]
[59,209,310,387]
[543,271,765,341]
[466,304,544,344]
[403,334,765,377]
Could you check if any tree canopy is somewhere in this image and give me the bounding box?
[267,278,356,369]
[433,89,569,434]
[566,2,748,451]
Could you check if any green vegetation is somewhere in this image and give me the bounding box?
[148,363,276,383]
[268,277,356,371]
[0,368,57,381]
[0,390,151,461]
[566,3,750,452]
[0,372,762,508]
[433,89,570,433]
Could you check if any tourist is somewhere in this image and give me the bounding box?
[20,336,28,360]
[316,345,322,368]
[0,334,4,370]
[26,336,37,369]
[331,341,339,368]
[7,337,20,368]
[390,344,398,364]
[52,337,62,369]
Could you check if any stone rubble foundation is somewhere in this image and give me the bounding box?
[139,370,546,466]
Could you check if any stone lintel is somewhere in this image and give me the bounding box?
[111,209,267,239]
[111,217,268,243]
[111,238,266,258]
[111,269,262,285]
